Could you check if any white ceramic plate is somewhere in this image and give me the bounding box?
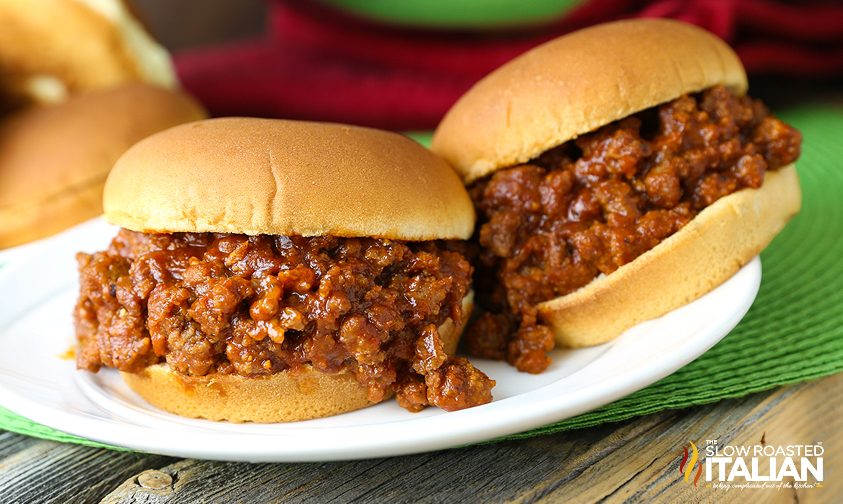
[0,218,760,462]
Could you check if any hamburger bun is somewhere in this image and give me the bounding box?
[0,83,206,248]
[104,117,476,240]
[431,19,800,348]
[0,0,175,111]
[431,18,748,183]
[121,294,473,422]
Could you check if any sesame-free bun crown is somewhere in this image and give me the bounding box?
[104,118,476,240]
[0,0,176,108]
[432,19,748,182]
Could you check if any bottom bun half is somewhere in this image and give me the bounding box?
[538,165,801,347]
[121,292,472,422]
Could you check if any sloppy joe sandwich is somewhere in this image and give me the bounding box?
[0,83,205,248]
[432,19,802,373]
[75,118,495,422]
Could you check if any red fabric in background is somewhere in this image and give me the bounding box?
[175,0,843,130]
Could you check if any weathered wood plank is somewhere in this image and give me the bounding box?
[522,373,842,504]
[0,439,175,504]
[1,374,837,504]
[99,426,632,503]
[98,374,842,504]
[0,430,39,459]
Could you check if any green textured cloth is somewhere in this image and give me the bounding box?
[1,107,841,451]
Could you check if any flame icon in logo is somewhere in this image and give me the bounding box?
[679,441,703,486]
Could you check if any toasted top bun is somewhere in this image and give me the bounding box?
[431,19,748,182]
[538,166,801,347]
[0,0,175,110]
[104,118,476,240]
[0,83,205,248]
[121,292,472,422]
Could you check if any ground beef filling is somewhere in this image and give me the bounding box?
[467,85,802,374]
[75,231,495,412]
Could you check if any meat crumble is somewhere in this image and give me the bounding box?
[75,230,495,412]
[466,85,802,373]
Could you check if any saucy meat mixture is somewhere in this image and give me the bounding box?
[75,231,495,412]
[466,85,802,374]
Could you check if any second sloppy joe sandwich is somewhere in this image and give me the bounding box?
[75,118,495,422]
[432,19,802,373]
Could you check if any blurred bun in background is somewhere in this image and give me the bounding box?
[0,83,205,248]
[0,0,205,248]
[0,0,175,114]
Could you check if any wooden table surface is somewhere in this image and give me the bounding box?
[1,372,840,503]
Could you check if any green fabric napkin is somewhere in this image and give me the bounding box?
[319,0,583,29]
[1,107,841,451]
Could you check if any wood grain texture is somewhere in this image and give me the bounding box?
[0,439,174,504]
[1,372,835,503]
